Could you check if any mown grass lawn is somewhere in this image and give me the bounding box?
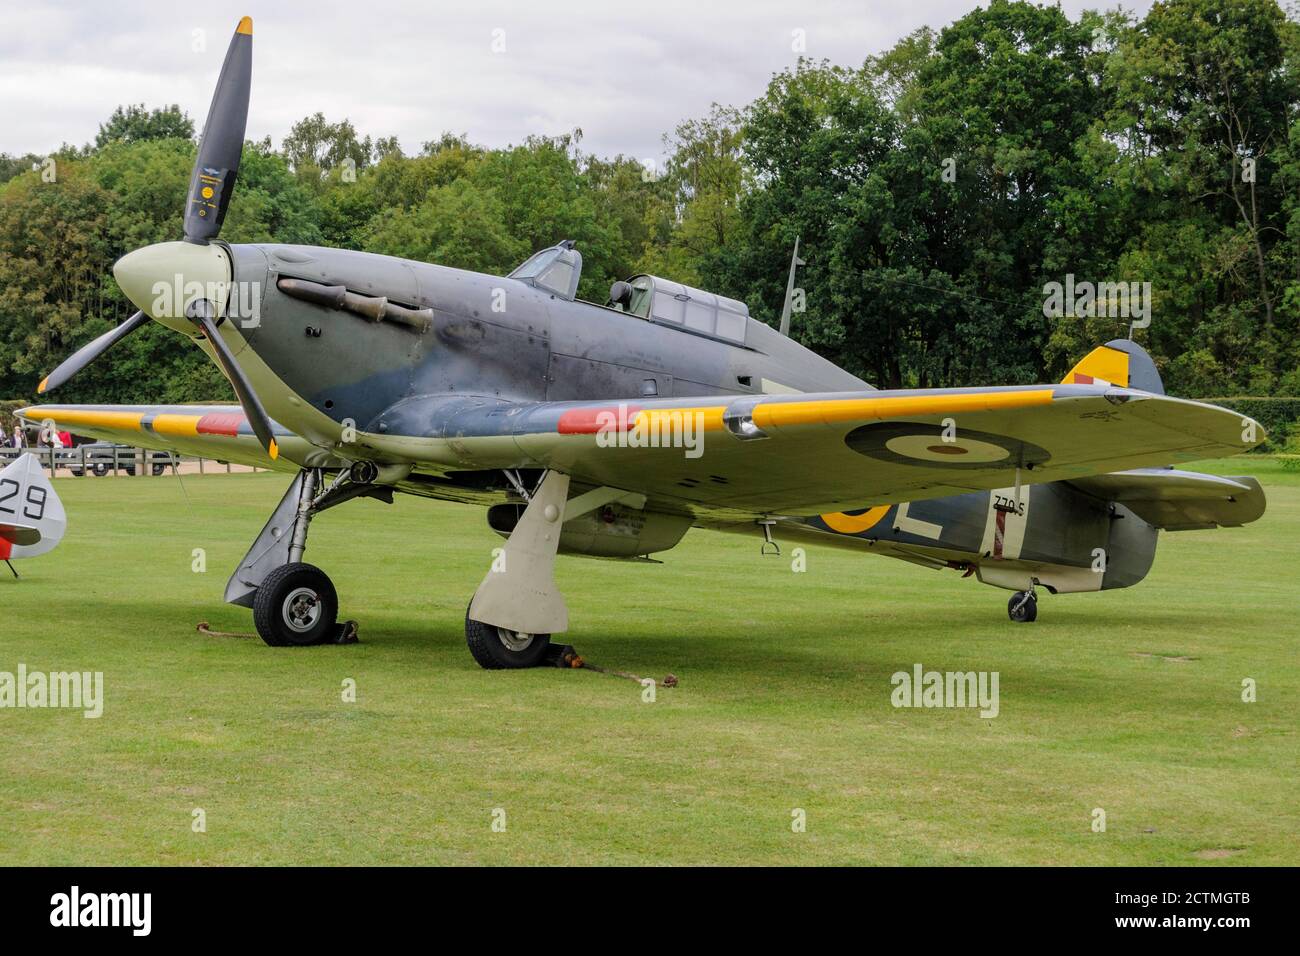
[1,458,1296,865]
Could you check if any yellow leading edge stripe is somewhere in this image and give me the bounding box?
[626,389,1054,434]
[753,389,1054,429]
[150,414,202,437]
[18,407,278,460]
[18,408,146,432]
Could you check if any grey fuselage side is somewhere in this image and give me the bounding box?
[230,243,865,436]
[226,242,1159,591]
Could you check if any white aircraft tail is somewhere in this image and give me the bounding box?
[0,454,67,561]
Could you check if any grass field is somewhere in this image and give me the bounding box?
[1,458,1297,866]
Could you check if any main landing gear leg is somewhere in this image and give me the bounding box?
[225,467,391,646]
[465,470,571,669]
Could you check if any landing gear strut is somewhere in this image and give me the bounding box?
[1008,588,1038,623]
[225,466,390,646]
[465,469,570,667]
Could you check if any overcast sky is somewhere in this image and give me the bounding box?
[2,0,1155,162]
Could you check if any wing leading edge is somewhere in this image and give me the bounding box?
[15,405,294,472]
[22,383,1263,519]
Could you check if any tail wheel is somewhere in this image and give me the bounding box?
[253,562,338,646]
[1008,590,1038,623]
[465,606,551,669]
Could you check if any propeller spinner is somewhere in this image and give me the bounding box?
[36,16,278,460]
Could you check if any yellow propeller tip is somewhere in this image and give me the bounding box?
[237,16,253,35]
[36,377,48,394]
[268,439,278,460]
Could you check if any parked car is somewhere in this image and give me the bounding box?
[62,443,177,477]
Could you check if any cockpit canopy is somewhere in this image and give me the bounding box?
[510,240,582,301]
[511,241,751,347]
[611,274,749,345]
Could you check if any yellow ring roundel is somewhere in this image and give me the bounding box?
[820,506,889,534]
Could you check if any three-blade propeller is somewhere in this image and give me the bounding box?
[37,16,279,460]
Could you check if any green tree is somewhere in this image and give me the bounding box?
[94,104,194,148]
[362,178,526,274]
[282,113,377,179]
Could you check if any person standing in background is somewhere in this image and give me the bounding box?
[12,423,24,448]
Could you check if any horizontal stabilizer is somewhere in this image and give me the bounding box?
[1068,468,1265,531]
[0,522,41,547]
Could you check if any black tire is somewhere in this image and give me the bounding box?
[91,463,108,477]
[253,563,339,647]
[1008,591,1038,623]
[152,463,166,476]
[465,606,551,669]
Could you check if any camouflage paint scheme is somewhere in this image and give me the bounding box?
[23,242,1266,604]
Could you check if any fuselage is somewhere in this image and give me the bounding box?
[224,242,866,442]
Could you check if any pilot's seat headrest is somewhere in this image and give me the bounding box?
[608,280,633,310]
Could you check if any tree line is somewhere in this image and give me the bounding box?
[1,0,1297,408]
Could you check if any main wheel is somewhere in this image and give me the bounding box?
[1008,590,1038,623]
[465,606,551,669]
[253,562,339,646]
[91,463,108,477]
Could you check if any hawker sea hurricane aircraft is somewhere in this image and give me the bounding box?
[22,18,1267,666]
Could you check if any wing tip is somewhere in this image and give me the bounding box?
[237,16,253,35]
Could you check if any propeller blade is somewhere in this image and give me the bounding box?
[37,310,150,394]
[186,299,279,460]
[183,16,253,243]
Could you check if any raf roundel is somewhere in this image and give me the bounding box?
[843,421,1052,470]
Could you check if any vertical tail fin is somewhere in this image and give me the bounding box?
[1061,339,1164,394]
[0,453,67,560]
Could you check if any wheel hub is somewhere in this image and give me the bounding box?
[495,627,535,652]
[283,586,322,632]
